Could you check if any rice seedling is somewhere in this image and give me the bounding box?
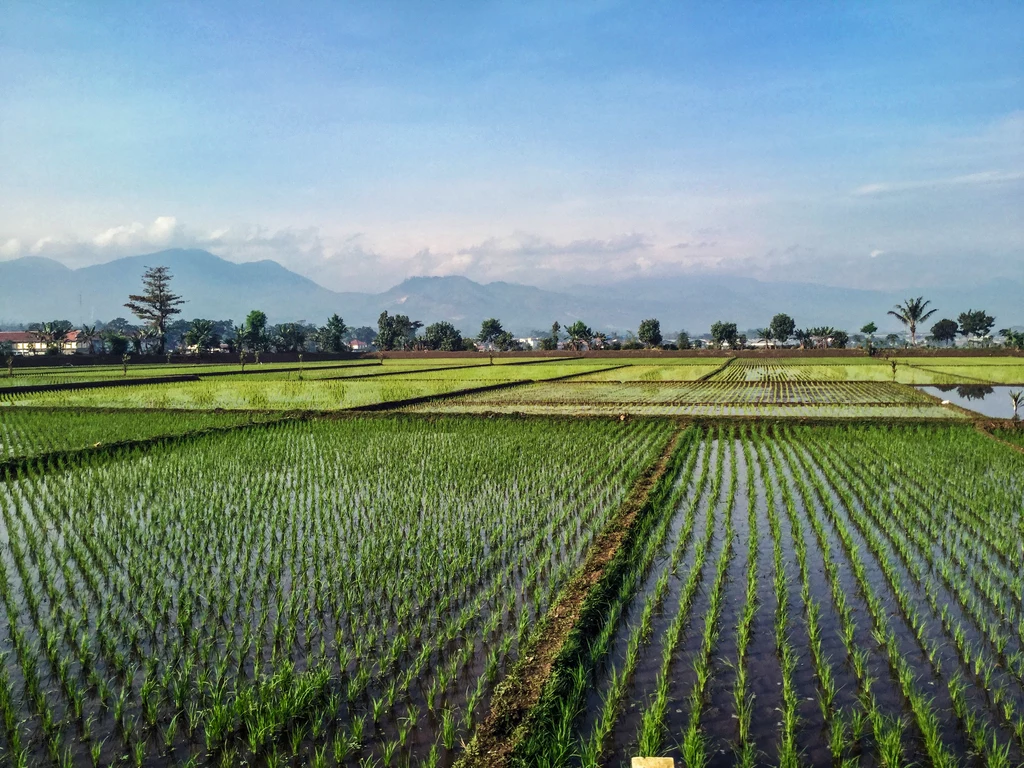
[509,423,1024,767]
[0,414,672,765]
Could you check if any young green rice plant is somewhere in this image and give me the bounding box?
[0,415,674,766]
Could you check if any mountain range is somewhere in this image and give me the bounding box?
[1,248,1020,335]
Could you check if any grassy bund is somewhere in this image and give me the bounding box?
[0,354,1022,766]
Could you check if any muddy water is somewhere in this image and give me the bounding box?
[554,428,1024,768]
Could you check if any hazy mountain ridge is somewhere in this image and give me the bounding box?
[1,249,1019,335]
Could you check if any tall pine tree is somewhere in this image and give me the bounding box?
[125,266,186,355]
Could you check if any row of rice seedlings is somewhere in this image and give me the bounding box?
[632,434,730,760]
[759,436,853,763]
[803,429,1024,750]
[676,438,737,768]
[0,408,283,459]
[751,435,803,767]
[729,438,760,766]
[437,380,934,409]
[0,416,673,765]
[577,431,712,767]
[754,430,893,764]
[820,431,1024,669]
[413,400,961,420]
[2,375,509,411]
[572,365,724,383]
[773,437,939,764]
[510,427,705,766]
[712,362,814,383]
[847,426,1023,589]
[509,427,718,767]
[781,429,1014,765]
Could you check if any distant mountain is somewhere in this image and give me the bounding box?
[1,248,1020,334]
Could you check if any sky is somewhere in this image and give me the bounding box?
[1,1,1021,293]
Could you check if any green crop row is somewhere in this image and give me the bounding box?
[514,423,1024,766]
[0,408,286,460]
[0,415,673,767]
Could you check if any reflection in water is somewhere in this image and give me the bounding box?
[918,385,1020,419]
[934,384,995,400]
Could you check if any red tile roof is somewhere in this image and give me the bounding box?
[0,330,84,343]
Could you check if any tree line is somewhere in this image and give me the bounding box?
[6,268,1022,357]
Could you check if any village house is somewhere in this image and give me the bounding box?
[0,330,91,355]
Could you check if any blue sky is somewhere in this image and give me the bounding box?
[1,1,1021,291]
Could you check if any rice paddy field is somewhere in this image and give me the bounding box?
[0,354,1023,768]
[407,380,962,420]
[514,424,1024,768]
[0,409,284,460]
[896,359,1024,386]
[0,417,673,767]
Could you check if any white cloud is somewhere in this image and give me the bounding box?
[31,236,59,254]
[870,249,885,258]
[852,170,1024,197]
[92,215,181,248]
[0,239,20,258]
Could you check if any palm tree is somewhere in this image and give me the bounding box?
[565,320,593,351]
[755,328,773,348]
[31,321,73,353]
[888,297,937,346]
[183,319,216,354]
[1011,391,1022,420]
[79,324,99,354]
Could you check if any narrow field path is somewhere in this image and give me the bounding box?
[455,425,685,768]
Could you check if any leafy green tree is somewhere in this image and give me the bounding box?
[477,318,505,346]
[540,321,561,350]
[30,320,74,353]
[492,331,518,351]
[275,323,308,352]
[1000,328,1024,350]
[422,321,464,351]
[239,310,269,352]
[104,332,130,356]
[375,311,422,351]
[830,330,849,349]
[317,314,348,353]
[346,326,376,345]
[124,266,186,355]
[860,321,878,351]
[183,319,218,353]
[930,318,958,346]
[957,309,995,340]
[887,297,936,346]
[637,318,663,348]
[769,313,795,346]
[564,320,593,351]
[803,326,841,348]
[710,321,738,349]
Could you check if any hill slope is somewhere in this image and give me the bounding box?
[1,249,1019,334]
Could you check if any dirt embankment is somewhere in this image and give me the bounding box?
[456,428,684,768]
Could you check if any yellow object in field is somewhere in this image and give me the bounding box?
[632,759,675,768]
